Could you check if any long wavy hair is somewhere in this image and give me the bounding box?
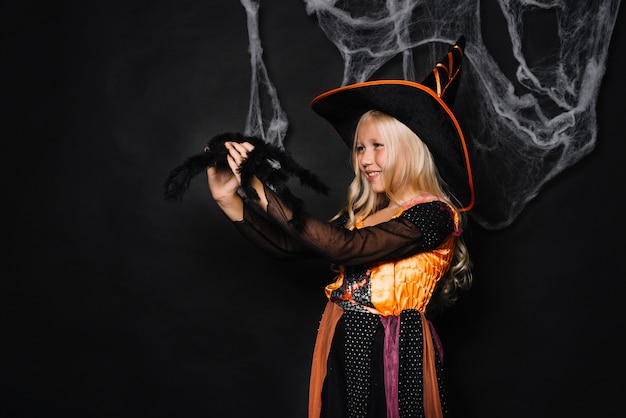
[332,110,472,309]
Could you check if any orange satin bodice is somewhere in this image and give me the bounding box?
[324,198,459,316]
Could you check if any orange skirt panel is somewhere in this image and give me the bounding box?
[308,301,443,418]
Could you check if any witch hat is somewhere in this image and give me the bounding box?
[311,36,474,211]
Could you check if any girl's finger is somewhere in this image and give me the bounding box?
[229,142,252,165]
[239,141,255,152]
[226,154,242,184]
[229,141,255,156]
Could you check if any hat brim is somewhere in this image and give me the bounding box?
[311,80,475,211]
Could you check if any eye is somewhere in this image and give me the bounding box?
[355,145,365,153]
[374,142,384,148]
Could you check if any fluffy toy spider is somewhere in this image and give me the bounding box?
[164,132,330,227]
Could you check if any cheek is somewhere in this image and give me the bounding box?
[375,150,387,168]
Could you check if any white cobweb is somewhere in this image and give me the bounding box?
[241,0,288,148]
[240,0,622,229]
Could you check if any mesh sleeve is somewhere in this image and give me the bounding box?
[263,186,455,266]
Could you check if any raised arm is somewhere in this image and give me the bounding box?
[208,141,454,266]
[259,186,455,266]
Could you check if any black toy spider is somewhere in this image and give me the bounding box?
[164,132,330,227]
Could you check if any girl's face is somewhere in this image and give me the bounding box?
[355,119,388,194]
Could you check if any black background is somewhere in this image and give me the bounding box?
[4,1,625,417]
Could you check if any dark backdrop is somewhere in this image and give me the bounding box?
[4,1,625,417]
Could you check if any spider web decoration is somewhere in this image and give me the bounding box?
[240,0,621,229]
[241,0,288,148]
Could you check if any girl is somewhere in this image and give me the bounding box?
[206,38,474,418]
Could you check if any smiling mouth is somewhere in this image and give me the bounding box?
[366,171,381,180]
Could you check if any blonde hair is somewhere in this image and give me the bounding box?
[332,109,472,309]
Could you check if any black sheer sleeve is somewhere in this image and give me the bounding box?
[261,185,455,266]
[232,202,316,259]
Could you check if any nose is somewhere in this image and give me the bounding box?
[359,148,373,166]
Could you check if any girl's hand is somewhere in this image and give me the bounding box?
[224,141,255,184]
[206,141,255,207]
[228,141,267,211]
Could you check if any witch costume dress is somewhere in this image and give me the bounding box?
[234,185,460,418]
[231,37,473,418]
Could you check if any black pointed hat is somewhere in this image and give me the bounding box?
[311,36,474,211]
